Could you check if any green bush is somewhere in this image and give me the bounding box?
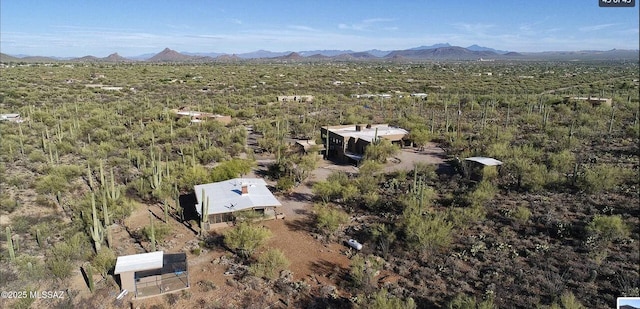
[314,204,349,237]
[447,293,496,309]
[404,208,454,253]
[249,248,290,279]
[511,205,532,225]
[447,206,486,229]
[34,174,68,194]
[467,181,496,207]
[350,254,384,290]
[224,222,271,258]
[361,288,416,309]
[142,222,171,243]
[47,256,73,279]
[92,247,116,277]
[587,215,630,242]
[276,175,295,192]
[579,164,628,193]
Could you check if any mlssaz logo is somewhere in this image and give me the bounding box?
[31,291,65,299]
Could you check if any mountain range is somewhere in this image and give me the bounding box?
[1,43,638,63]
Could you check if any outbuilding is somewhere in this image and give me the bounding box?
[114,251,189,299]
[463,157,503,181]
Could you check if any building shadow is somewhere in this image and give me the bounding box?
[178,193,200,234]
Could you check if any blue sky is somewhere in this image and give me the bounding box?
[1,0,638,57]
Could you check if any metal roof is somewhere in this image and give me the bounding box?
[327,124,409,143]
[194,178,281,216]
[114,251,164,274]
[464,157,503,166]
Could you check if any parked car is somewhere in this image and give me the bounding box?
[347,239,363,250]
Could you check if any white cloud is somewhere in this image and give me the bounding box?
[579,23,618,32]
[337,18,395,31]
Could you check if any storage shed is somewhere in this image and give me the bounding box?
[114,251,189,299]
[463,157,503,181]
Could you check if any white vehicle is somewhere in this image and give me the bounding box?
[347,239,363,251]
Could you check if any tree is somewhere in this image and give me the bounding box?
[410,128,430,151]
[249,248,290,279]
[224,222,272,259]
[314,204,349,238]
[403,201,453,254]
[364,138,399,163]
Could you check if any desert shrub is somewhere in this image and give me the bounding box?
[91,247,116,277]
[16,256,47,281]
[224,222,271,258]
[0,197,19,213]
[447,206,486,229]
[142,222,171,243]
[359,287,416,309]
[276,175,295,192]
[34,174,68,194]
[174,164,212,191]
[467,181,496,207]
[350,254,384,291]
[404,206,454,253]
[249,248,290,279]
[28,149,47,163]
[197,146,227,164]
[11,293,35,309]
[50,232,92,261]
[447,293,496,309]
[511,205,532,225]
[165,293,180,305]
[47,256,73,279]
[548,150,576,174]
[210,158,254,182]
[314,203,349,237]
[587,215,630,243]
[543,291,585,309]
[578,164,628,193]
[312,181,342,203]
[482,165,499,181]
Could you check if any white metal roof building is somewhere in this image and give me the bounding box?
[114,251,164,275]
[326,124,409,143]
[114,251,190,299]
[193,178,282,216]
[464,157,503,166]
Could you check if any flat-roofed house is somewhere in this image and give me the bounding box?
[171,107,232,125]
[321,124,410,164]
[563,96,612,107]
[276,95,314,103]
[0,113,24,123]
[194,178,282,229]
[114,251,189,299]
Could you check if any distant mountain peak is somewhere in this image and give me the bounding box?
[409,43,451,50]
[148,48,193,62]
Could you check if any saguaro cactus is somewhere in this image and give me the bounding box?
[107,167,121,201]
[90,193,103,252]
[200,188,209,235]
[86,264,95,293]
[6,226,15,262]
[36,228,43,248]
